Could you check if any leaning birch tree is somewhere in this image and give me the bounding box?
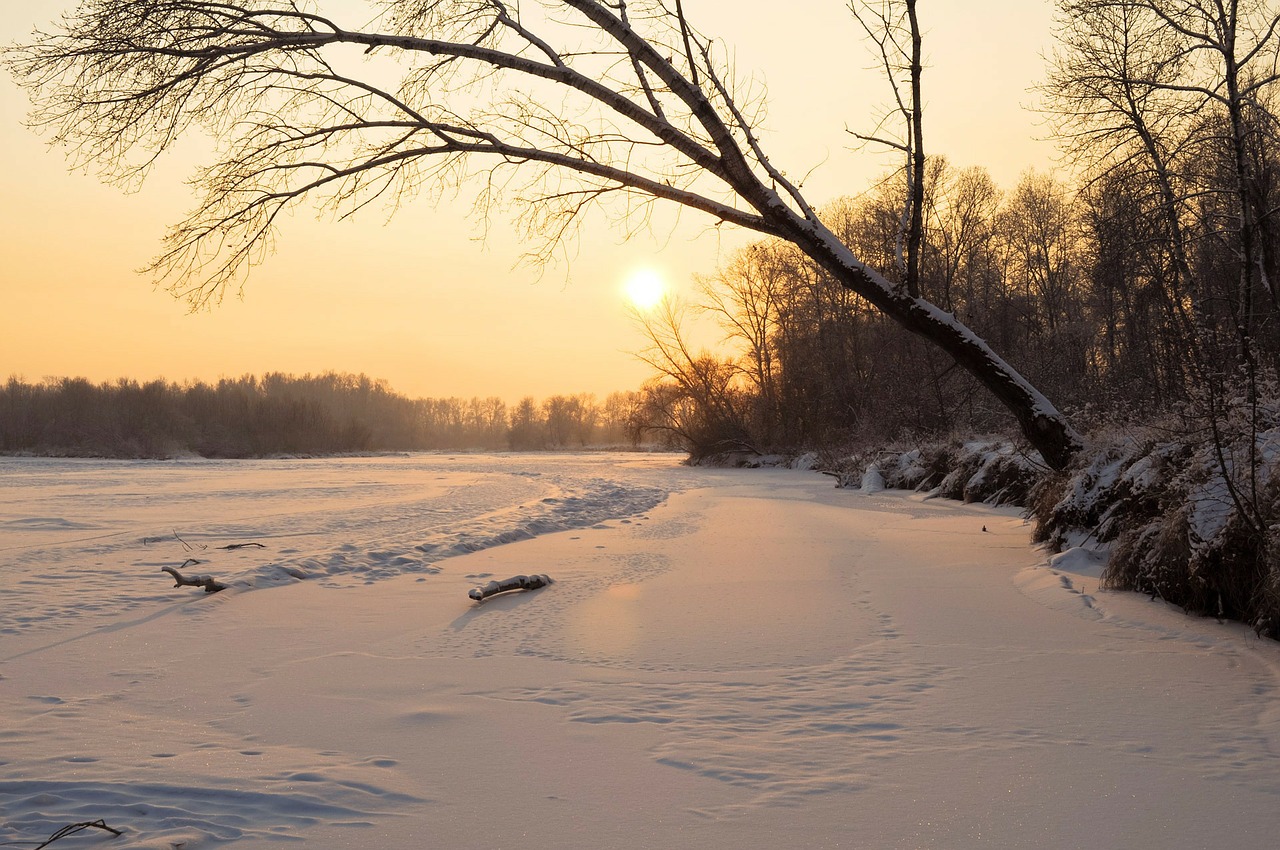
[4,0,1082,468]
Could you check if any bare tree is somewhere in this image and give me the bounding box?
[5,0,1081,467]
[1044,0,1280,341]
[630,296,754,455]
[925,162,1003,314]
[693,241,793,442]
[848,0,926,297]
[1046,0,1280,521]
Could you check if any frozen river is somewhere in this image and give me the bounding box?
[0,452,698,637]
[4,452,1280,849]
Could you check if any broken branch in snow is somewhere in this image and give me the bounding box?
[216,542,266,550]
[161,562,226,593]
[468,574,553,603]
[28,819,123,848]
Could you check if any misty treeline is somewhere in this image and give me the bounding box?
[0,373,644,457]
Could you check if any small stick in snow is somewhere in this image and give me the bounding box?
[468,574,553,603]
[172,529,205,551]
[216,542,266,550]
[29,819,123,848]
[161,565,226,593]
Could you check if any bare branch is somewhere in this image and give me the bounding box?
[3,0,1084,467]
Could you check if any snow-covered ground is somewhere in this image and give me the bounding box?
[2,454,1278,848]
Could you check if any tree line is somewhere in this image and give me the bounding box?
[636,0,1280,466]
[633,152,1266,457]
[0,373,645,458]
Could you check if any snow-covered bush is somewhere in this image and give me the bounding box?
[1031,412,1280,638]
[821,418,1280,638]
[824,438,1042,507]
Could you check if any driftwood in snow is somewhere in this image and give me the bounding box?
[162,560,226,593]
[820,470,851,488]
[468,574,553,603]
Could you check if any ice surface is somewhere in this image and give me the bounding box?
[3,456,1279,849]
[0,453,687,637]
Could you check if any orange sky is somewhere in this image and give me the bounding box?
[1,1,1059,401]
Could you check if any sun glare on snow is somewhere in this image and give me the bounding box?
[624,268,667,310]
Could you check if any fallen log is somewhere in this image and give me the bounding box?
[468,574,553,603]
[161,563,226,593]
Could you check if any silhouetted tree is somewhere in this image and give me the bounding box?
[507,396,545,451]
[5,0,1080,467]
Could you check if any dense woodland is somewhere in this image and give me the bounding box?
[618,0,1279,469]
[632,149,1280,456]
[617,0,1280,634]
[0,374,644,457]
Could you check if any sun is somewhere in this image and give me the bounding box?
[623,268,667,310]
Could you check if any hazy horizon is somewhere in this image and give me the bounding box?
[2,368,639,407]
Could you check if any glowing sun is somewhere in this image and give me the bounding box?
[623,268,667,310]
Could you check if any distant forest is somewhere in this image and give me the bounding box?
[0,373,647,458]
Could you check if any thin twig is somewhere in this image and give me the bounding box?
[172,530,205,551]
[0,819,124,848]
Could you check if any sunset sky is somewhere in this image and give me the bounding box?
[1,1,1059,401]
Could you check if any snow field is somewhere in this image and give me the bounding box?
[2,456,1279,848]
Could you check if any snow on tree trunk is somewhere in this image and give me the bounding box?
[778,212,1083,470]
